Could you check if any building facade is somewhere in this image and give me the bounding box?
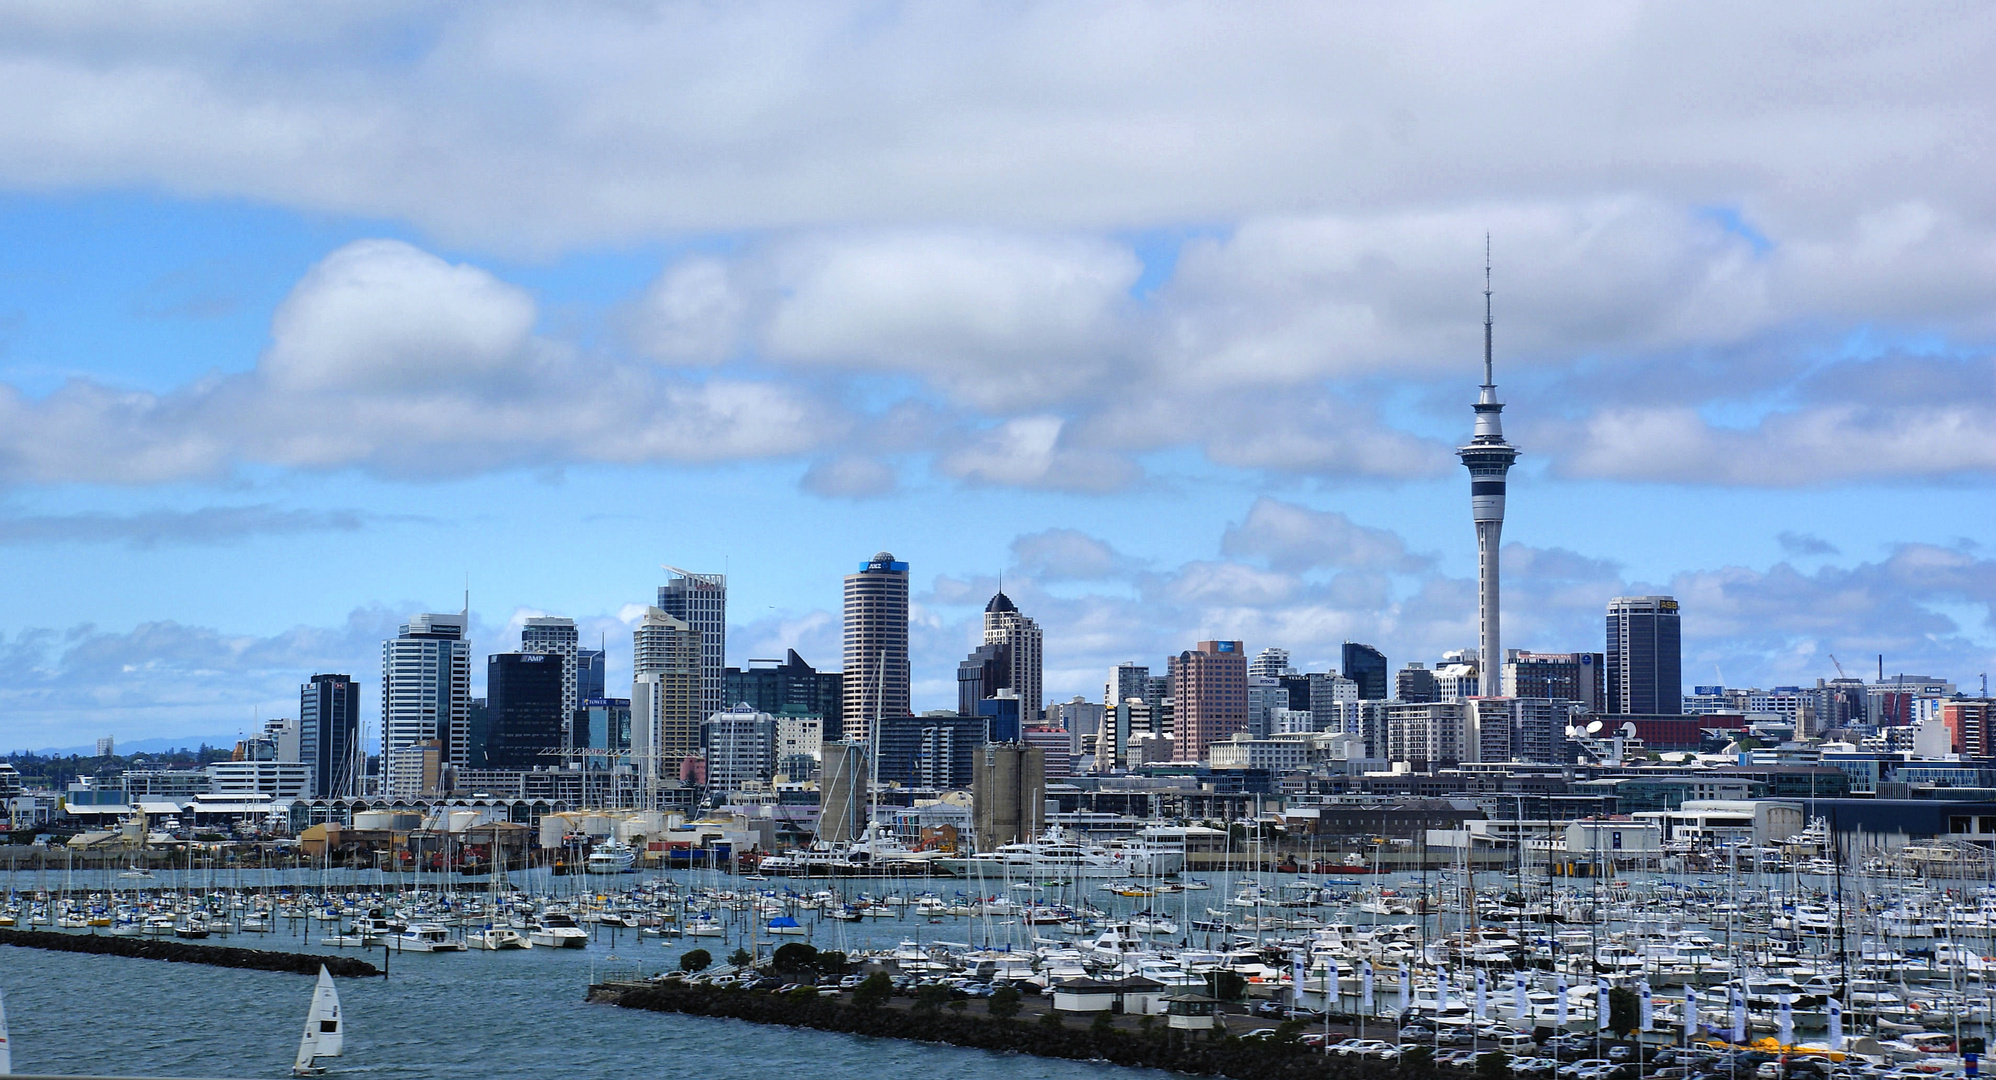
[1342,643,1389,700]
[724,649,845,739]
[1504,651,1605,712]
[631,606,701,803]
[1606,596,1683,715]
[300,673,360,799]
[842,552,910,743]
[519,617,580,743]
[1170,640,1248,761]
[657,568,727,722]
[381,613,472,796]
[702,705,778,798]
[982,591,1043,724]
[484,652,567,769]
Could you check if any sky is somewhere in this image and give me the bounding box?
[4,2,1996,752]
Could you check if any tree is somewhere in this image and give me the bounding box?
[988,986,1023,1021]
[851,972,893,1010]
[1206,970,1248,1001]
[1040,1008,1065,1028]
[912,984,953,1013]
[1273,1019,1306,1043]
[772,943,818,972]
[1092,1010,1115,1032]
[1400,1044,1435,1073]
[728,947,754,969]
[816,950,849,973]
[680,948,712,973]
[1608,987,1640,1034]
[1477,1051,1513,1080]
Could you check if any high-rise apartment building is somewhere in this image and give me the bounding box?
[724,649,845,737]
[657,569,727,722]
[299,673,360,799]
[1342,643,1389,700]
[1606,596,1683,715]
[1396,663,1441,703]
[520,616,579,744]
[484,652,566,769]
[842,551,910,743]
[1169,640,1248,761]
[631,607,701,801]
[981,592,1043,723]
[702,704,777,797]
[1248,648,1293,680]
[1106,662,1151,707]
[381,613,471,796]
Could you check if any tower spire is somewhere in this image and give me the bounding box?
[1483,233,1494,390]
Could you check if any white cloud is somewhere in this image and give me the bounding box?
[936,415,1139,492]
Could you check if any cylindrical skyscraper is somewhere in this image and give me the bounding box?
[1457,256,1519,699]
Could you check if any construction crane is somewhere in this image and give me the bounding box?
[1828,654,1849,680]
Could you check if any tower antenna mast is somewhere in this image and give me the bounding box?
[1458,234,1520,699]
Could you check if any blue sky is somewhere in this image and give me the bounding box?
[3,3,1995,750]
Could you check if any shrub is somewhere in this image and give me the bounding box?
[728,947,754,968]
[1477,1050,1512,1080]
[1400,1044,1435,1072]
[1040,1009,1065,1028]
[912,984,953,1013]
[988,986,1023,1021]
[680,948,712,972]
[1092,1010,1115,1032]
[851,972,893,1010]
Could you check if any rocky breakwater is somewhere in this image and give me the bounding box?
[0,927,380,977]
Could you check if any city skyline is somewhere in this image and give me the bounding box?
[5,7,1996,749]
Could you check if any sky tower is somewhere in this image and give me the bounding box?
[1458,244,1520,698]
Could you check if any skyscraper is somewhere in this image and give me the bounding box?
[724,649,846,738]
[1457,254,1520,698]
[520,616,579,743]
[631,606,701,801]
[957,642,1010,716]
[1169,640,1247,761]
[575,647,607,703]
[1606,596,1683,715]
[982,592,1043,723]
[842,551,910,744]
[1106,662,1150,707]
[484,652,566,769]
[1342,642,1389,700]
[381,613,471,796]
[1248,648,1292,679]
[299,673,360,799]
[657,569,727,722]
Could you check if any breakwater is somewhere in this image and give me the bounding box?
[0,927,380,977]
[600,982,1433,1080]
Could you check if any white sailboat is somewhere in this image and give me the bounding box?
[2,986,12,1076]
[292,966,344,1077]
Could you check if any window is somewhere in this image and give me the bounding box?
[1950,816,1972,834]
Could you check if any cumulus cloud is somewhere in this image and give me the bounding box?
[799,454,897,499]
[1010,529,1137,582]
[1222,497,1435,573]
[936,416,1140,492]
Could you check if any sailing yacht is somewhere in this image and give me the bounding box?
[1,987,11,1077]
[292,966,344,1076]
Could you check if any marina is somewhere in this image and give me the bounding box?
[10,843,1996,1078]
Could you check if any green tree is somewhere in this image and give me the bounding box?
[1040,1009,1065,1028]
[851,972,893,1010]
[988,986,1023,1020]
[1477,1051,1512,1080]
[680,948,712,973]
[1092,1010,1115,1032]
[1273,1019,1306,1043]
[728,946,754,969]
[816,950,849,973]
[1608,987,1640,1034]
[1206,970,1248,1001]
[912,984,953,1013]
[772,943,818,972]
[1400,1044,1435,1072]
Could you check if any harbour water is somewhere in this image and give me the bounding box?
[11,857,1996,1077]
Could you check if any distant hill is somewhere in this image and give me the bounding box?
[19,735,239,757]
